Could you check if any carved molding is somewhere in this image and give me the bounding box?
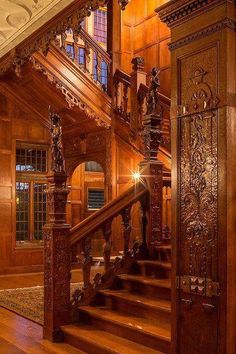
[169,18,236,51]
[156,0,226,28]
[30,56,110,129]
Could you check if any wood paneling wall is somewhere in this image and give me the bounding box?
[121,0,170,97]
[0,93,50,274]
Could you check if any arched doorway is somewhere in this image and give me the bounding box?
[68,161,105,228]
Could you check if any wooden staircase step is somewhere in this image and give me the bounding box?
[136,261,171,278]
[62,324,164,354]
[98,289,171,322]
[99,289,171,311]
[137,260,171,270]
[117,275,171,300]
[118,275,171,287]
[78,306,171,353]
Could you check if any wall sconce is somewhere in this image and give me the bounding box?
[118,0,131,11]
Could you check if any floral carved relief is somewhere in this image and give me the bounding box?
[178,47,219,296]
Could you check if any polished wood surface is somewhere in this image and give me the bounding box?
[62,245,172,353]
[0,308,85,354]
[156,0,236,353]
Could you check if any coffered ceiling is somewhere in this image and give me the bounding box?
[0,0,76,59]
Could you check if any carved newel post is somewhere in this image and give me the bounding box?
[43,110,71,342]
[140,68,163,255]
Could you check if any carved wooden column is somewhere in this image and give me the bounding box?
[140,68,164,256]
[43,111,71,342]
[130,57,147,137]
[156,1,236,353]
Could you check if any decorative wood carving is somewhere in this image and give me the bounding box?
[50,110,65,173]
[179,55,219,289]
[43,171,70,342]
[0,0,109,75]
[139,68,164,250]
[157,0,225,28]
[30,55,110,129]
[169,18,236,51]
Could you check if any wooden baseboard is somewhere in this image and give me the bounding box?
[0,264,44,275]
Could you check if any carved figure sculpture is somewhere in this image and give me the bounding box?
[146,67,160,115]
[49,108,65,173]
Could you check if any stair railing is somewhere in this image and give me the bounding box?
[70,181,149,307]
[55,28,112,92]
[113,58,170,147]
[43,69,171,339]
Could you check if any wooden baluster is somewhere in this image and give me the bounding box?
[96,53,102,84]
[123,83,129,117]
[82,237,92,290]
[61,32,67,53]
[115,81,120,109]
[84,42,91,73]
[102,220,112,272]
[122,207,132,256]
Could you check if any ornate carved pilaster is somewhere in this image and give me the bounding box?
[156,0,236,352]
[43,111,70,342]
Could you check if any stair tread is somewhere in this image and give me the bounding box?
[99,289,171,311]
[79,306,171,340]
[62,324,164,354]
[156,245,171,250]
[118,274,171,288]
[137,260,171,269]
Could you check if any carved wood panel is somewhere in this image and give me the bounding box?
[177,45,220,353]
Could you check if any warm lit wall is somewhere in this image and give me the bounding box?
[68,163,105,227]
[121,0,171,97]
[0,92,50,274]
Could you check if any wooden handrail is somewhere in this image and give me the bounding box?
[69,182,147,246]
[114,69,131,86]
[79,28,112,65]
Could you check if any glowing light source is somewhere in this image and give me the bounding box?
[132,171,141,181]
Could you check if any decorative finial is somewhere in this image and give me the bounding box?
[118,0,131,11]
[146,67,160,115]
[49,107,65,173]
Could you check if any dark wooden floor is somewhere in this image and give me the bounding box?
[0,270,92,353]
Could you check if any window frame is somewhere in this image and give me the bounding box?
[15,143,49,247]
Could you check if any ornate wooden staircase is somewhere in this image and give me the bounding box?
[62,246,172,354]
[41,29,172,354]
